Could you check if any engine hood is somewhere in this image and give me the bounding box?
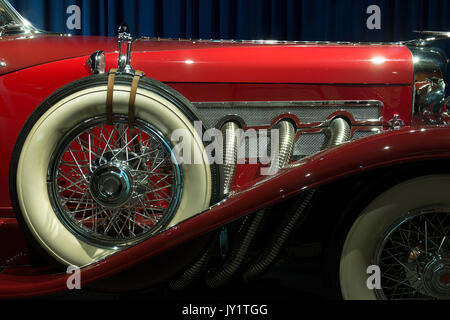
[0,34,414,85]
[0,35,118,75]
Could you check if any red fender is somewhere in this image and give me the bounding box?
[1,126,450,298]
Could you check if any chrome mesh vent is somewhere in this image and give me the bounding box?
[194,101,383,128]
[293,133,327,158]
[195,100,384,161]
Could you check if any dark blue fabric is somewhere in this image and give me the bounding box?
[7,0,450,71]
[7,0,449,40]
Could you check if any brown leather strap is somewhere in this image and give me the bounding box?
[106,68,117,125]
[128,70,144,150]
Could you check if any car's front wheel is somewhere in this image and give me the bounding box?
[339,175,450,300]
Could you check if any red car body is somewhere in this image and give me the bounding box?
[1,3,450,300]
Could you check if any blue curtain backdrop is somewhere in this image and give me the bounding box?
[8,0,450,71]
[8,0,450,40]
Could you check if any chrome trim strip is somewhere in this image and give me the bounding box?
[137,33,450,47]
[136,36,405,46]
[405,31,450,47]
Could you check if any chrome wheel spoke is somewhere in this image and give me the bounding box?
[49,116,181,247]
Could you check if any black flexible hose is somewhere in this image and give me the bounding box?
[205,208,268,288]
[169,241,215,291]
[242,190,316,280]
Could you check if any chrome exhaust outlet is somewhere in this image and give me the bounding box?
[327,118,351,147]
[221,122,240,195]
[275,120,296,168]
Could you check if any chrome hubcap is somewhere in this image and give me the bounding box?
[89,164,132,208]
[422,255,450,299]
[375,208,450,300]
[48,116,182,247]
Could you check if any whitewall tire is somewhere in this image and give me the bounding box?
[340,175,450,300]
[10,75,220,268]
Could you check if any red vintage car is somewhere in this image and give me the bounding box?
[0,0,449,300]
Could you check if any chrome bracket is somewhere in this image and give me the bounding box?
[388,114,405,130]
[114,24,144,77]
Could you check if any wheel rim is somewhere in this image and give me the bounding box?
[47,115,182,248]
[375,207,450,300]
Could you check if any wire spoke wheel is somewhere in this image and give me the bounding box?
[339,175,450,300]
[375,208,450,300]
[48,116,182,247]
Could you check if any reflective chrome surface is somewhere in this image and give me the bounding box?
[326,118,351,147]
[137,36,405,46]
[375,207,450,300]
[89,161,133,208]
[194,100,383,129]
[0,0,40,36]
[415,78,447,124]
[388,114,406,130]
[221,122,239,195]
[406,31,450,47]
[409,46,449,125]
[114,24,144,77]
[196,100,383,161]
[275,120,296,168]
[86,50,105,75]
[47,116,182,248]
[137,31,450,47]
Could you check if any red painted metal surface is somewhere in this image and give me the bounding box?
[0,35,413,85]
[0,219,29,267]
[0,57,92,207]
[0,36,115,75]
[127,45,413,84]
[1,126,450,298]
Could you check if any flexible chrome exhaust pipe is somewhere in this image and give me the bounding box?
[205,120,296,288]
[241,119,350,280]
[327,117,351,147]
[275,120,296,168]
[221,122,240,195]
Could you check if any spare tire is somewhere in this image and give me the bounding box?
[9,74,221,267]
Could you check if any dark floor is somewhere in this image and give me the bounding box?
[46,259,327,301]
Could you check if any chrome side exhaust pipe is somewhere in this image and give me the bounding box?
[275,120,296,168]
[221,122,240,195]
[327,117,351,147]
